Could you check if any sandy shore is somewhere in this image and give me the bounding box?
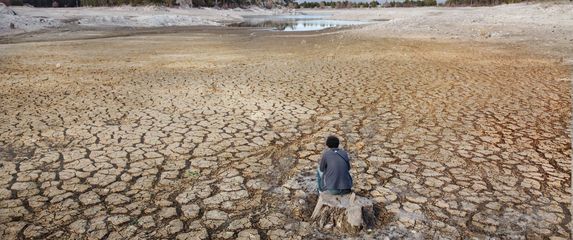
[0,2,571,240]
[2,2,573,52]
[0,5,281,35]
[312,2,573,57]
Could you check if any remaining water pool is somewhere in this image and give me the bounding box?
[230,15,370,32]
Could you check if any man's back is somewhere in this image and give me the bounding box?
[319,148,353,191]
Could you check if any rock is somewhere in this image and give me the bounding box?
[402,202,421,212]
[168,219,184,234]
[108,215,130,225]
[0,5,17,16]
[246,179,271,190]
[203,190,249,205]
[68,219,87,234]
[11,182,36,191]
[23,224,47,238]
[204,210,228,220]
[228,217,252,230]
[181,204,200,219]
[105,193,130,205]
[139,215,156,229]
[424,178,444,188]
[311,192,375,234]
[159,207,177,219]
[79,191,100,205]
[237,229,260,240]
[176,229,209,240]
[258,212,285,229]
[406,195,427,204]
[267,229,288,240]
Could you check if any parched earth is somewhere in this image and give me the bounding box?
[0,27,571,239]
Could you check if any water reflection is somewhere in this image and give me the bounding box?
[230,15,369,32]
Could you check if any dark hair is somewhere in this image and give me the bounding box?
[326,135,340,148]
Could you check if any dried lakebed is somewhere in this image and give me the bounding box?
[0,28,571,239]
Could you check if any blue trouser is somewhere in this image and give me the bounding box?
[317,169,325,193]
[316,169,351,195]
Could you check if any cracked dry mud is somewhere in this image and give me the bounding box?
[0,29,571,239]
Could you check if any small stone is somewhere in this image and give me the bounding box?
[406,195,427,204]
[258,212,285,229]
[138,216,155,229]
[181,204,200,219]
[267,229,287,240]
[168,219,184,234]
[228,217,252,230]
[23,225,47,238]
[237,229,260,240]
[216,231,235,239]
[177,228,209,239]
[403,202,421,212]
[69,219,87,234]
[485,202,501,211]
[79,191,101,205]
[425,178,444,187]
[204,210,228,220]
[108,215,131,225]
[105,193,130,205]
[11,182,36,191]
[159,207,177,219]
[246,179,271,190]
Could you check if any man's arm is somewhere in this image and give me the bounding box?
[319,153,327,172]
[345,152,351,170]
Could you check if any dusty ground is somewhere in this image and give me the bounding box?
[0,23,571,239]
[3,2,573,57]
[311,2,573,59]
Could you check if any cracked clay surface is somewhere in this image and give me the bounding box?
[0,29,571,239]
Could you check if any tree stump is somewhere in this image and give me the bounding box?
[311,192,375,234]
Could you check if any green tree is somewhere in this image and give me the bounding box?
[369,0,378,8]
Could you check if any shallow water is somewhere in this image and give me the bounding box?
[230,15,370,31]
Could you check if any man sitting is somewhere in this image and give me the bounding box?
[316,135,353,195]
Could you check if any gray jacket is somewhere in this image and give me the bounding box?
[319,148,353,190]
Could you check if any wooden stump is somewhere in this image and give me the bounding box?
[311,192,375,234]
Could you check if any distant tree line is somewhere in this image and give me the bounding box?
[7,0,286,7]
[296,0,438,8]
[76,0,284,6]
[295,1,381,8]
[444,0,526,6]
[295,0,540,8]
[2,0,540,8]
[73,0,175,7]
[385,0,437,7]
